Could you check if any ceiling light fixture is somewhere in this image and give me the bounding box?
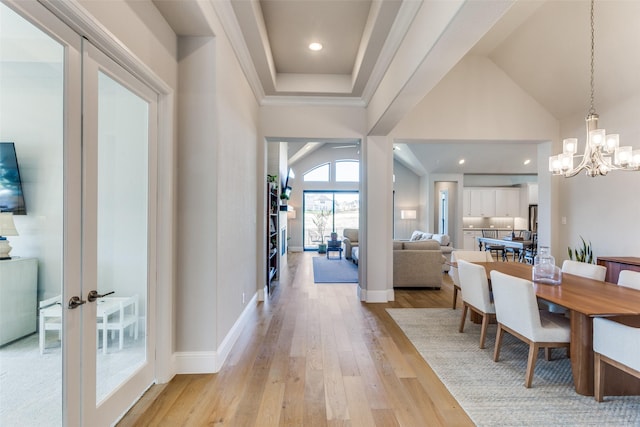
[524,159,531,165]
[308,42,323,51]
[458,159,465,165]
[549,0,639,177]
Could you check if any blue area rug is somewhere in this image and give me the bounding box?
[312,256,358,283]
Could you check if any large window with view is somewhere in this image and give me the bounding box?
[303,191,359,250]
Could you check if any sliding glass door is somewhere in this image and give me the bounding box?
[303,191,359,250]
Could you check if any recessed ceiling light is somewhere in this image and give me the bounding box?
[308,42,323,51]
[459,159,465,165]
[524,159,531,165]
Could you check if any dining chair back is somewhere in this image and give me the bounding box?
[523,233,538,264]
[617,270,640,290]
[449,251,494,309]
[561,260,606,281]
[490,270,570,388]
[481,229,506,261]
[457,260,495,348]
[593,317,640,401]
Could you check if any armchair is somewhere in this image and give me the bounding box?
[343,228,359,260]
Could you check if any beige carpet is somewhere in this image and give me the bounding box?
[386,308,640,427]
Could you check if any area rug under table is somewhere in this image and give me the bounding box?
[312,256,358,283]
[386,308,640,427]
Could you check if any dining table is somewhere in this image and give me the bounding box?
[474,261,640,396]
[476,236,534,261]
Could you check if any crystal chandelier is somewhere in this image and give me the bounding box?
[549,0,640,177]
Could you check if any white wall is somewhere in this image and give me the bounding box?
[176,37,218,353]
[393,160,420,239]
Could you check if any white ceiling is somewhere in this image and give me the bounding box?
[154,0,640,175]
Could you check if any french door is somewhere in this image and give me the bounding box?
[0,2,157,425]
[81,41,157,424]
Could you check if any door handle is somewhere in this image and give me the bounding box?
[68,296,86,309]
[87,290,115,302]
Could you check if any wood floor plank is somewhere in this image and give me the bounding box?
[343,376,376,427]
[118,253,473,426]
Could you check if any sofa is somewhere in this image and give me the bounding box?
[343,228,359,260]
[393,239,444,288]
[406,230,454,272]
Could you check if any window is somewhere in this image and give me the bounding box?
[303,163,330,182]
[335,160,359,182]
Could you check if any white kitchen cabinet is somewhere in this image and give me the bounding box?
[495,188,521,217]
[463,231,476,250]
[463,189,472,216]
[468,189,495,217]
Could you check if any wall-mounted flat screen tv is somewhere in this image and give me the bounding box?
[0,142,27,215]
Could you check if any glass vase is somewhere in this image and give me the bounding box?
[532,246,562,285]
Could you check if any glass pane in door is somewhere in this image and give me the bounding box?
[0,3,64,425]
[95,71,148,403]
[334,192,359,239]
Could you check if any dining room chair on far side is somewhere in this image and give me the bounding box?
[449,250,494,309]
[490,270,570,388]
[457,260,496,349]
[561,260,607,281]
[593,317,640,402]
[482,229,506,261]
[617,270,640,290]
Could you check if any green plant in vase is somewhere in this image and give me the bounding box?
[568,236,594,264]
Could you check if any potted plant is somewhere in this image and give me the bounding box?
[313,207,330,253]
[568,236,594,264]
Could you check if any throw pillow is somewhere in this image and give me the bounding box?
[432,234,450,246]
[409,230,425,241]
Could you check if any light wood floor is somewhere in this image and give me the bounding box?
[118,252,474,426]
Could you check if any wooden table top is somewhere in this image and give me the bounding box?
[474,262,640,317]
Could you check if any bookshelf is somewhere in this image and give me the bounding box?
[267,181,279,293]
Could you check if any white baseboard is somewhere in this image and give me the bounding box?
[358,287,394,303]
[173,292,258,374]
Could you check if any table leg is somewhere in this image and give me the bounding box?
[570,311,594,396]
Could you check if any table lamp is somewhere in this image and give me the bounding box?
[0,212,19,259]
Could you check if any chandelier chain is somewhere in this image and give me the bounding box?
[589,0,596,116]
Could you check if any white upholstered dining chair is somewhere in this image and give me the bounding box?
[457,260,495,349]
[561,260,607,281]
[490,270,571,388]
[593,317,640,402]
[449,250,494,309]
[617,270,640,290]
